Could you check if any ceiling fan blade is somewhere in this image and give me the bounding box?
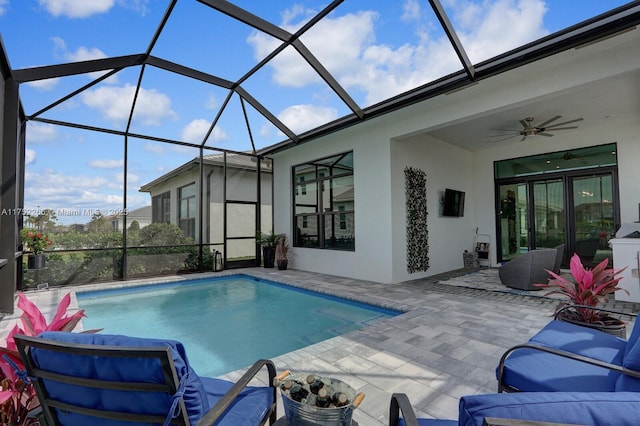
[519,119,529,129]
[490,128,521,132]
[519,135,527,142]
[537,132,554,137]
[545,118,584,128]
[543,126,579,131]
[536,115,562,128]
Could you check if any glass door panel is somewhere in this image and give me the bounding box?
[498,183,528,261]
[571,174,614,267]
[533,179,565,249]
[225,201,257,267]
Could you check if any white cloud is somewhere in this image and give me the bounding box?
[248,1,549,106]
[65,46,107,62]
[117,0,150,16]
[280,4,311,30]
[25,149,37,165]
[277,104,338,134]
[205,94,218,110]
[0,0,7,16]
[126,172,140,185]
[402,0,422,22]
[81,84,177,126]
[51,36,66,51]
[144,143,165,155]
[39,0,115,18]
[49,37,119,83]
[25,77,61,91]
[26,123,59,143]
[181,119,228,144]
[24,169,119,210]
[181,119,209,144]
[457,0,549,62]
[248,11,380,90]
[89,159,124,168]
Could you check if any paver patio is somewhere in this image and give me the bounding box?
[1,267,637,425]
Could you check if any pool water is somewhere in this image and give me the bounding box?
[77,275,399,377]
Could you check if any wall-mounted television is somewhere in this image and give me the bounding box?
[442,188,465,217]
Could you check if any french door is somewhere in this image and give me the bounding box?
[497,171,619,268]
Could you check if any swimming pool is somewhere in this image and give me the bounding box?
[77,274,399,378]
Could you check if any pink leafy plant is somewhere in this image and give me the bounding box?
[535,253,627,323]
[0,292,88,425]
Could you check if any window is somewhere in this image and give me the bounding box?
[494,143,617,179]
[152,191,171,223]
[293,152,354,250]
[179,183,196,240]
[300,176,306,195]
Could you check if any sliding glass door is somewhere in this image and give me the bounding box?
[496,172,618,268]
[495,144,619,268]
[572,174,615,267]
[498,178,565,262]
[532,179,565,250]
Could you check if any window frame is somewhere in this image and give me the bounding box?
[178,182,196,240]
[292,151,354,251]
[151,191,171,224]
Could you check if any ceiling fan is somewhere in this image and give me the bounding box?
[487,115,584,142]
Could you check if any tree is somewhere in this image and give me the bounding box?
[86,212,111,233]
[138,223,193,246]
[24,208,57,231]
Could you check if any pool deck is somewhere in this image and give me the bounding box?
[2,267,639,425]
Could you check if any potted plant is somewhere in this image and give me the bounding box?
[256,231,278,268]
[535,253,628,336]
[0,292,97,425]
[275,234,290,270]
[20,228,53,270]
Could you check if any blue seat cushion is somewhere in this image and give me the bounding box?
[458,392,640,426]
[617,324,640,390]
[528,320,626,363]
[500,347,619,391]
[201,377,274,426]
[32,331,210,425]
[499,320,627,392]
[624,318,640,358]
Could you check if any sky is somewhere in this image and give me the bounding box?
[0,0,631,225]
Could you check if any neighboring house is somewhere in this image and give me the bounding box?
[139,153,272,261]
[110,206,152,232]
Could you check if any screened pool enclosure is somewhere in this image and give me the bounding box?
[1,0,639,312]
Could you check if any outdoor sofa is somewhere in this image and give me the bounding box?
[389,391,640,425]
[497,306,640,393]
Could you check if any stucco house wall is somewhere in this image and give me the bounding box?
[271,24,640,284]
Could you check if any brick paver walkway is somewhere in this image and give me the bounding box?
[3,267,637,425]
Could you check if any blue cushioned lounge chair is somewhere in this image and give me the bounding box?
[389,392,640,425]
[14,332,278,426]
[497,306,640,393]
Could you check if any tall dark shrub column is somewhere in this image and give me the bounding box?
[405,167,429,273]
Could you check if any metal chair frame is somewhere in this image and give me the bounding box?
[15,334,277,426]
